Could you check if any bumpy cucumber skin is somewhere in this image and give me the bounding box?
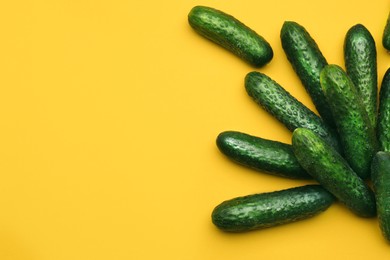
[245,71,340,151]
[188,6,273,67]
[320,64,377,179]
[280,21,334,128]
[211,184,334,232]
[378,68,390,152]
[371,151,390,242]
[383,12,390,51]
[216,131,311,179]
[292,128,376,218]
[344,24,378,128]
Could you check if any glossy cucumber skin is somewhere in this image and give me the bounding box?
[371,151,390,242]
[292,128,376,218]
[216,131,311,179]
[211,184,334,232]
[383,12,390,51]
[378,68,390,152]
[188,6,273,67]
[320,64,377,179]
[344,24,378,128]
[245,71,340,151]
[280,21,334,128]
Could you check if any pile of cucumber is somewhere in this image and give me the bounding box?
[188,5,390,241]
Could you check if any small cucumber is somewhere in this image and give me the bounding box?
[371,151,390,242]
[188,6,273,67]
[216,131,311,179]
[292,128,376,218]
[378,68,390,152]
[211,184,334,232]
[245,71,341,151]
[382,12,390,51]
[280,21,334,128]
[344,24,378,128]
[320,64,377,179]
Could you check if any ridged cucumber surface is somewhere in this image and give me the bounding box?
[344,24,378,128]
[245,71,340,151]
[211,184,334,232]
[378,68,390,152]
[292,128,376,218]
[320,64,377,179]
[383,12,390,51]
[188,6,273,67]
[280,21,334,128]
[371,151,390,242]
[216,131,311,179]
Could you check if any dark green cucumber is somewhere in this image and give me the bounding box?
[292,128,376,218]
[216,131,311,179]
[280,21,334,128]
[383,12,390,51]
[188,6,273,67]
[344,24,378,128]
[371,151,390,242]
[378,68,390,152]
[211,184,334,232]
[320,64,377,179]
[245,71,340,151]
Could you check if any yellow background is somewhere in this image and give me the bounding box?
[0,0,390,259]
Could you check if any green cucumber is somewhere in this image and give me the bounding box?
[378,68,390,152]
[211,184,334,232]
[188,6,273,67]
[245,71,340,151]
[216,131,311,179]
[383,12,390,51]
[320,64,377,179]
[292,128,376,218]
[371,151,390,242]
[280,21,334,128]
[344,24,378,128]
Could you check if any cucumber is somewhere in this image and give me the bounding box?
[344,24,378,128]
[320,64,377,179]
[383,12,390,51]
[280,21,334,128]
[378,68,390,152]
[211,184,334,232]
[216,131,311,179]
[188,6,273,67]
[292,128,376,218]
[245,71,341,151]
[371,151,390,242]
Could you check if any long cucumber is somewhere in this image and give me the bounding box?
[188,6,273,67]
[280,21,334,128]
[211,184,334,232]
[320,64,377,179]
[292,128,376,218]
[344,24,378,128]
[245,71,340,151]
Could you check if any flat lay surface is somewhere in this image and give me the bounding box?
[0,0,390,259]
